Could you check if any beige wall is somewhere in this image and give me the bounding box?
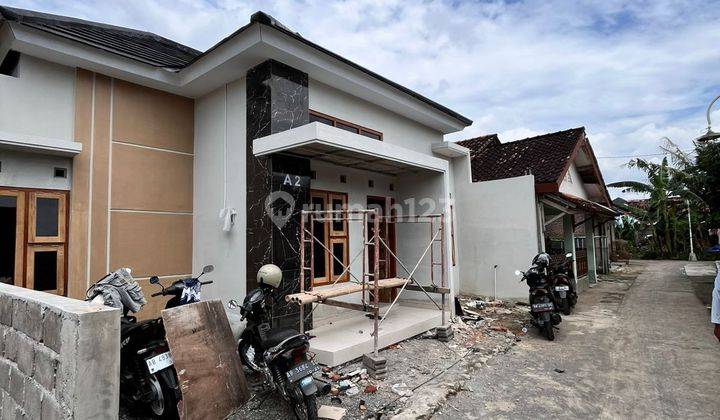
[69,72,194,318]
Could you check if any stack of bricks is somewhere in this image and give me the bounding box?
[436,324,454,342]
[0,284,120,419]
[363,353,387,380]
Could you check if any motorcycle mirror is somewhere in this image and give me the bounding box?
[514,270,522,276]
[202,265,214,274]
[228,299,239,310]
[149,276,160,284]
[565,253,573,258]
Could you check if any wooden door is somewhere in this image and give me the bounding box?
[25,190,68,294]
[310,190,349,286]
[0,189,25,287]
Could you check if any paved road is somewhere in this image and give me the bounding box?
[437,260,720,419]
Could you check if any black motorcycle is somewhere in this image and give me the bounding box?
[88,265,214,418]
[516,255,561,341]
[228,270,319,420]
[550,252,577,315]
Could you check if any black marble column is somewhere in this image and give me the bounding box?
[246,60,311,329]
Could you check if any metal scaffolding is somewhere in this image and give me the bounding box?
[286,208,448,356]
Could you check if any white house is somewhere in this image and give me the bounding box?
[0,6,616,366]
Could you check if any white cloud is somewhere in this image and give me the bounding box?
[5,0,719,199]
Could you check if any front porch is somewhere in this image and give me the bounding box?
[538,192,617,289]
[308,301,447,366]
[253,122,455,368]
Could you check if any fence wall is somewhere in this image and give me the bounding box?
[0,283,120,419]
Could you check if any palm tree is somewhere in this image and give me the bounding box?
[608,157,702,257]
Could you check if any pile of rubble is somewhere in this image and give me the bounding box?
[229,297,531,420]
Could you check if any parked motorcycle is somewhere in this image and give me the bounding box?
[228,264,319,420]
[550,252,577,315]
[87,265,214,418]
[515,253,561,340]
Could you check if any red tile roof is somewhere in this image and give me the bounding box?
[457,127,585,184]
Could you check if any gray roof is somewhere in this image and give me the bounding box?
[0,5,201,68]
[0,7,471,125]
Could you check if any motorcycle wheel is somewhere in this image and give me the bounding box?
[147,374,179,419]
[290,386,318,420]
[543,321,555,341]
[562,298,571,315]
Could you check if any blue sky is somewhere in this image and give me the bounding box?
[5,0,719,198]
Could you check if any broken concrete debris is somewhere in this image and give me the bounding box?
[318,404,347,420]
[230,295,529,419]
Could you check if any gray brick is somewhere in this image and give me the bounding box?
[22,380,41,419]
[15,337,34,377]
[41,312,62,354]
[0,360,10,390]
[7,366,25,405]
[10,300,25,334]
[14,302,42,342]
[0,326,6,359]
[3,330,19,363]
[32,348,56,393]
[1,393,17,420]
[0,295,12,327]
[40,392,61,420]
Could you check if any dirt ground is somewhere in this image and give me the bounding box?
[230,299,530,419]
[433,260,720,419]
[127,260,720,419]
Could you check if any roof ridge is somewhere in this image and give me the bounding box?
[503,126,585,145]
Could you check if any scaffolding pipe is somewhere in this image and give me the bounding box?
[375,228,441,333]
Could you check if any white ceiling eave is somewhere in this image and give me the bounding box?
[0,130,82,156]
[4,22,468,133]
[253,122,449,175]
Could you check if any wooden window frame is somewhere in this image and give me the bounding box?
[310,189,349,286]
[28,191,66,243]
[0,189,25,287]
[329,237,349,283]
[309,110,383,141]
[26,244,65,295]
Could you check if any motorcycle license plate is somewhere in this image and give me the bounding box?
[531,302,554,312]
[146,351,174,374]
[286,361,320,383]
[555,285,570,291]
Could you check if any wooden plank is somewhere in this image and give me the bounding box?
[404,284,451,294]
[161,300,249,419]
[286,278,409,305]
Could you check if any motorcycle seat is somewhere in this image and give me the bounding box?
[120,317,162,338]
[261,327,307,350]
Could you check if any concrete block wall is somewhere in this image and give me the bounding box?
[0,283,120,419]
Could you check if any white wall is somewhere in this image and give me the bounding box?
[454,160,539,299]
[0,149,72,190]
[192,80,247,305]
[0,55,75,141]
[394,170,452,302]
[309,79,443,155]
[559,162,589,199]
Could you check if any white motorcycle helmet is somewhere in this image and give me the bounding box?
[257,264,282,288]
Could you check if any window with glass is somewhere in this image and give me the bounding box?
[309,110,383,141]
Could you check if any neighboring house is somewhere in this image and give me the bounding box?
[0,7,474,364]
[454,128,617,299]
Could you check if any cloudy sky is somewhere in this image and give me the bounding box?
[6,0,719,198]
